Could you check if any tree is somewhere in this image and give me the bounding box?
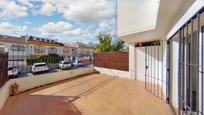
[95,33,125,53]
[112,40,125,52]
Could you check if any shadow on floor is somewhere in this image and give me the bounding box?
[0,95,82,115]
[0,74,115,115]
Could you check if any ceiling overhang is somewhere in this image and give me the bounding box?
[117,0,160,37]
[118,0,196,43]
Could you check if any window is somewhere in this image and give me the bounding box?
[48,47,57,54]
[78,61,83,63]
[63,62,70,64]
[35,64,46,67]
[11,45,25,51]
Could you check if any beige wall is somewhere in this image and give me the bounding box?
[0,67,95,110]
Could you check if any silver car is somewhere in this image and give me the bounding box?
[59,61,72,70]
[73,60,84,67]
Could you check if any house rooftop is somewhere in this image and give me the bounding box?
[0,35,27,44]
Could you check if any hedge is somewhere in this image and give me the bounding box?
[26,54,64,65]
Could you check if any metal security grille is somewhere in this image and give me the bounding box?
[168,7,204,115]
[143,41,169,102]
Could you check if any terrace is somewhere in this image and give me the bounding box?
[0,73,173,115]
[0,0,203,115]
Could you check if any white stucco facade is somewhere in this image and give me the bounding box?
[118,0,204,113]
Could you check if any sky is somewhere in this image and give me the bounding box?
[0,0,117,44]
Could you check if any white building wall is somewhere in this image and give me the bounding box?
[129,44,136,80]
[170,40,179,110]
[134,42,165,83]
[0,42,28,66]
[135,47,145,81]
[57,47,63,56]
[132,40,168,101]
[132,40,179,110]
[118,0,203,113]
[94,67,130,79]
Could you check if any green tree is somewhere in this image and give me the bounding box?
[95,33,125,53]
[112,40,125,52]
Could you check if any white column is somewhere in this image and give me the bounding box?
[129,44,136,80]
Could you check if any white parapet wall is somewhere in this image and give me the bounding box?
[0,81,13,111]
[94,67,131,79]
[0,67,95,110]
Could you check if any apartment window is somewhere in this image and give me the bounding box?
[0,47,4,52]
[11,45,25,51]
[34,46,45,54]
[48,47,57,54]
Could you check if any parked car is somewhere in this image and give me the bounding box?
[8,66,20,78]
[32,62,49,74]
[73,60,84,67]
[59,61,72,70]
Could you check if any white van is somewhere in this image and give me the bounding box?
[8,66,20,78]
[32,62,49,74]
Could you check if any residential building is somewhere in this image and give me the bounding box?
[63,44,78,61]
[22,35,64,56]
[0,35,65,67]
[117,0,204,114]
[0,35,28,67]
[64,43,94,63]
[0,35,95,67]
[0,44,4,53]
[75,42,94,63]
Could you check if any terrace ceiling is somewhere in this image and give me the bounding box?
[118,0,195,43]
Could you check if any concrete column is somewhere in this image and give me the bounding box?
[129,44,136,80]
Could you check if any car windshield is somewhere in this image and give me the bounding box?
[35,64,46,67]
[63,62,70,64]
[8,67,15,70]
